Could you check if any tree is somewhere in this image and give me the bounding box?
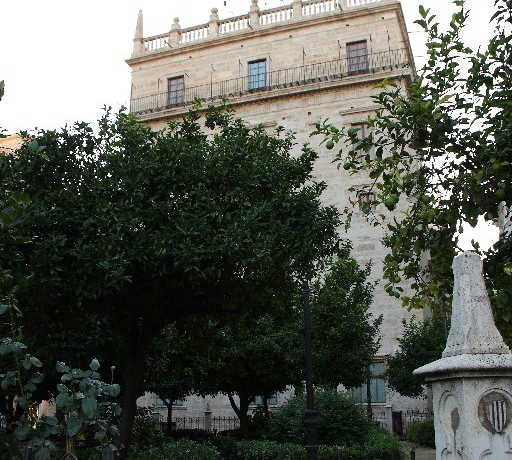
[0,106,340,452]
[315,0,512,341]
[181,243,381,436]
[144,323,205,433]
[386,316,447,398]
[311,243,382,389]
[194,309,301,437]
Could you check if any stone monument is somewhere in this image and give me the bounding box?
[414,251,512,459]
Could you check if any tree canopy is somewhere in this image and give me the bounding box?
[0,106,340,449]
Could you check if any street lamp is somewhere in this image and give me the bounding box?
[302,282,319,460]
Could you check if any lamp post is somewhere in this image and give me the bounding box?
[302,282,319,460]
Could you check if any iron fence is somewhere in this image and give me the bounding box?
[402,408,434,437]
[159,415,240,432]
[130,48,411,114]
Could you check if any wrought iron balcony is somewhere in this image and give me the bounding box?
[130,48,411,115]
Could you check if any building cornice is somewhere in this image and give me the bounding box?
[126,1,404,67]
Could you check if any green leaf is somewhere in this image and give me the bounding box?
[66,416,82,437]
[30,356,43,368]
[81,396,97,419]
[89,358,100,372]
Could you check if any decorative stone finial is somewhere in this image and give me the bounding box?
[134,10,143,40]
[210,8,219,21]
[132,10,145,57]
[443,252,510,358]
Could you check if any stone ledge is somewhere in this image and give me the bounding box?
[414,353,512,378]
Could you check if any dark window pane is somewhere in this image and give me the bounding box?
[347,41,369,74]
[168,76,185,105]
[249,59,267,90]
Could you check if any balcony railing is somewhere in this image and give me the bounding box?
[130,49,410,115]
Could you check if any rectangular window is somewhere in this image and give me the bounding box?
[155,395,185,407]
[351,362,386,404]
[248,59,267,90]
[347,41,369,74]
[168,76,185,105]
[253,395,279,406]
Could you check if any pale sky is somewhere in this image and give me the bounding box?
[0,0,498,248]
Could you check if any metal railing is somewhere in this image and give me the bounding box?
[160,415,240,432]
[130,48,410,115]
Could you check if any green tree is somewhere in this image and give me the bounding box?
[386,316,447,398]
[195,310,301,437]
[0,106,340,452]
[315,0,512,341]
[311,243,382,389]
[144,323,204,433]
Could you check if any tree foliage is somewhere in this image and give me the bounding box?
[315,0,512,341]
[386,316,446,398]
[0,106,340,449]
[311,243,382,389]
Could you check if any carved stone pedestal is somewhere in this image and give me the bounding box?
[415,252,512,459]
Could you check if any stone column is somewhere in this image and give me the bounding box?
[292,0,303,20]
[132,10,145,57]
[249,0,260,28]
[384,405,393,433]
[204,403,212,432]
[209,8,220,38]
[169,17,181,47]
[414,252,512,459]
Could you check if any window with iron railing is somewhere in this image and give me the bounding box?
[168,76,185,105]
[248,59,268,90]
[347,40,369,74]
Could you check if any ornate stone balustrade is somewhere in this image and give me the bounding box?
[131,0,387,58]
[302,0,338,16]
[259,5,294,26]
[219,15,250,34]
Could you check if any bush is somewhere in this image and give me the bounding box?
[168,429,212,443]
[266,390,372,446]
[130,407,166,451]
[229,440,306,460]
[129,439,222,460]
[217,435,403,460]
[0,430,23,460]
[407,420,435,449]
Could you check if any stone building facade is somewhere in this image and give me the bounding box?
[127,0,428,432]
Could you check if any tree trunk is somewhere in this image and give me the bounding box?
[119,317,146,458]
[228,392,251,438]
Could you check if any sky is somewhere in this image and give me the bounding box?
[0,0,498,248]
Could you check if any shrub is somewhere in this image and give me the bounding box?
[0,430,23,460]
[227,440,306,460]
[266,390,372,446]
[407,420,435,449]
[130,407,166,451]
[168,428,212,443]
[129,439,221,460]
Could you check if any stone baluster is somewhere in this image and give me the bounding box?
[249,0,260,28]
[209,8,220,38]
[339,0,349,9]
[292,0,303,19]
[169,17,181,47]
[132,10,145,57]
